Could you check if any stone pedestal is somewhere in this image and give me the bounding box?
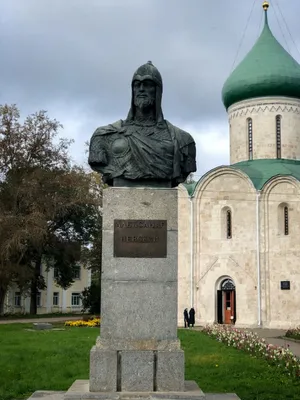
[89,188,184,393]
[61,187,240,400]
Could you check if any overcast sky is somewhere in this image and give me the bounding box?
[1,0,299,179]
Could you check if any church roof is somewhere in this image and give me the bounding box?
[183,159,300,197]
[183,182,197,196]
[232,159,300,189]
[222,5,300,109]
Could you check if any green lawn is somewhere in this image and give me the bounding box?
[0,325,299,400]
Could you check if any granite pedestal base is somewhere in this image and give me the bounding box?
[64,380,206,400]
[89,340,184,392]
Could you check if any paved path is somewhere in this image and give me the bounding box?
[0,316,80,324]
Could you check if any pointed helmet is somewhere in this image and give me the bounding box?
[126,61,164,123]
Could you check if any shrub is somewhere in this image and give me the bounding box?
[81,281,100,315]
[286,327,300,340]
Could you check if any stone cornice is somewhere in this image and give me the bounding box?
[228,99,300,120]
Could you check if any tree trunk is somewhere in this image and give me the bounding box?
[0,286,7,315]
[30,258,42,315]
[30,279,37,315]
[99,271,102,315]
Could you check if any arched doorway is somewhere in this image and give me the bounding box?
[217,278,236,324]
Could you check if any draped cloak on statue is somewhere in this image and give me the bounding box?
[88,61,196,187]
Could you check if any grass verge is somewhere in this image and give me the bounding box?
[0,325,299,400]
[286,327,300,341]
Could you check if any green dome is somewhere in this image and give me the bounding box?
[222,10,300,109]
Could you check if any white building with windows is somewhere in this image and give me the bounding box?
[4,265,91,314]
[178,3,300,329]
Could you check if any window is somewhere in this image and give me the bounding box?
[226,210,232,239]
[53,292,59,306]
[221,279,236,291]
[14,292,21,307]
[221,207,233,239]
[71,293,81,306]
[276,115,281,159]
[284,206,289,235]
[73,265,81,280]
[247,118,253,160]
[36,292,41,307]
[278,203,289,236]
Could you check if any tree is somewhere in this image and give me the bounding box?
[0,105,102,314]
[80,171,104,316]
[81,279,101,315]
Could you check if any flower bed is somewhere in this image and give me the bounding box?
[286,327,300,341]
[203,324,300,379]
[65,317,100,327]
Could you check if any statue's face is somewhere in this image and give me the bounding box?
[133,79,156,110]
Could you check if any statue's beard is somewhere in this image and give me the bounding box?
[134,96,155,110]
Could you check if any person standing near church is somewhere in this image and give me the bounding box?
[189,307,195,328]
[183,308,189,328]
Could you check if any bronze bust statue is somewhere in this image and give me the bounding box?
[88,61,196,187]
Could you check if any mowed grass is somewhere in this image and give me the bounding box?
[0,323,99,400]
[179,329,300,400]
[0,325,300,400]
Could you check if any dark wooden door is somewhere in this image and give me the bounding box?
[224,290,235,324]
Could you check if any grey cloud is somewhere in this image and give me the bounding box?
[0,0,299,174]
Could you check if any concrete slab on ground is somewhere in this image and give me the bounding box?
[27,391,65,400]
[205,396,240,400]
[27,391,240,400]
[27,382,241,400]
[64,379,206,399]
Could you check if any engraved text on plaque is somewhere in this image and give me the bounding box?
[114,219,167,258]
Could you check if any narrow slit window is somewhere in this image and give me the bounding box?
[276,115,281,159]
[247,118,253,160]
[226,210,232,239]
[284,206,289,235]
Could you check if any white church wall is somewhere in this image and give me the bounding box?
[261,177,300,329]
[228,97,300,164]
[178,184,192,326]
[193,168,258,326]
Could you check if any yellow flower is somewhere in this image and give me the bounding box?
[65,317,100,328]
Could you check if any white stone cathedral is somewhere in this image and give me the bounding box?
[178,2,300,329]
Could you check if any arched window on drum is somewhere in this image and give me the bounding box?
[247,118,253,160]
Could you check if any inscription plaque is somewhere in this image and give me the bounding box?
[114,219,167,258]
